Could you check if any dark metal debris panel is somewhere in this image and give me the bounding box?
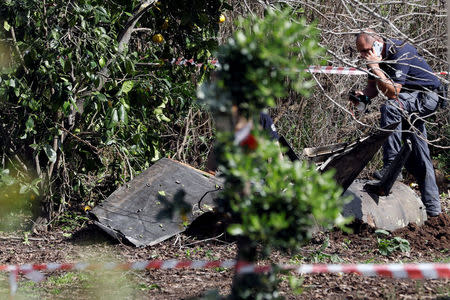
[304,123,399,191]
[90,158,223,247]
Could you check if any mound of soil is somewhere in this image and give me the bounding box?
[324,213,450,261]
[393,213,450,251]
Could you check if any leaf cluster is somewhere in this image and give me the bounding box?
[215,8,324,117]
[375,229,411,256]
[218,134,347,252]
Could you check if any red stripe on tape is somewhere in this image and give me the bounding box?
[341,264,361,275]
[436,264,450,278]
[146,260,163,269]
[175,260,193,268]
[374,265,393,278]
[404,265,424,279]
[32,264,48,271]
[254,265,271,273]
[312,264,329,273]
[204,261,222,268]
[59,263,74,270]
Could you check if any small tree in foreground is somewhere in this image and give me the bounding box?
[198,8,348,299]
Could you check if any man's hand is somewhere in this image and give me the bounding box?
[349,90,364,105]
[364,49,382,69]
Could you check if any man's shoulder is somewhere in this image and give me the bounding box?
[387,39,416,58]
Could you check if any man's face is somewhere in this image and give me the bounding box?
[356,38,374,59]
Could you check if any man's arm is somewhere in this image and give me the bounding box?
[363,79,379,98]
[369,67,402,99]
[365,48,402,99]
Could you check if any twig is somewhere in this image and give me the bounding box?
[56,125,100,154]
[176,107,193,162]
[9,27,29,75]
[180,233,230,248]
[0,236,45,241]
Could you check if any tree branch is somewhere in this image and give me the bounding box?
[10,27,29,75]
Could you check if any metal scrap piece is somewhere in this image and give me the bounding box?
[89,158,223,247]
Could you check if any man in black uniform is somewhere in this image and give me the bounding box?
[355,30,442,217]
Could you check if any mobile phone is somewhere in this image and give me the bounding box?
[373,41,383,57]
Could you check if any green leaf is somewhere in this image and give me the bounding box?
[19,184,28,194]
[375,229,390,236]
[121,81,134,94]
[118,104,128,124]
[96,93,107,102]
[99,57,106,68]
[3,21,10,31]
[25,116,34,132]
[44,144,57,163]
[62,101,71,112]
[249,214,262,231]
[108,108,118,128]
[227,224,244,236]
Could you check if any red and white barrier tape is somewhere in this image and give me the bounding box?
[165,58,449,76]
[170,57,219,67]
[306,66,366,75]
[306,66,449,76]
[1,260,449,295]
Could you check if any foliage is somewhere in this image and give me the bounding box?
[307,236,343,263]
[206,6,346,254]
[0,0,229,225]
[289,237,343,264]
[57,211,89,232]
[222,138,346,253]
[208,8,324,118]
[199,7,348,299]
[0,166,38,230]
[375,229,411,256]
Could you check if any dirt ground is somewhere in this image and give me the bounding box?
[0,196,449,299]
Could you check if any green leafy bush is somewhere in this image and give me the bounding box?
[0,0,229,224]
[212,8,324,117]
[222,137,346,252]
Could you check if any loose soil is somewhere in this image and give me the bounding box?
[0,197,449,299]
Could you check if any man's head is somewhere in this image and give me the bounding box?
[356,29,383,58]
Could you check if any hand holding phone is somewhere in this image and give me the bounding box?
[372,41,383,57]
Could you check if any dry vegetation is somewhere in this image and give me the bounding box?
[182,0,449,176]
